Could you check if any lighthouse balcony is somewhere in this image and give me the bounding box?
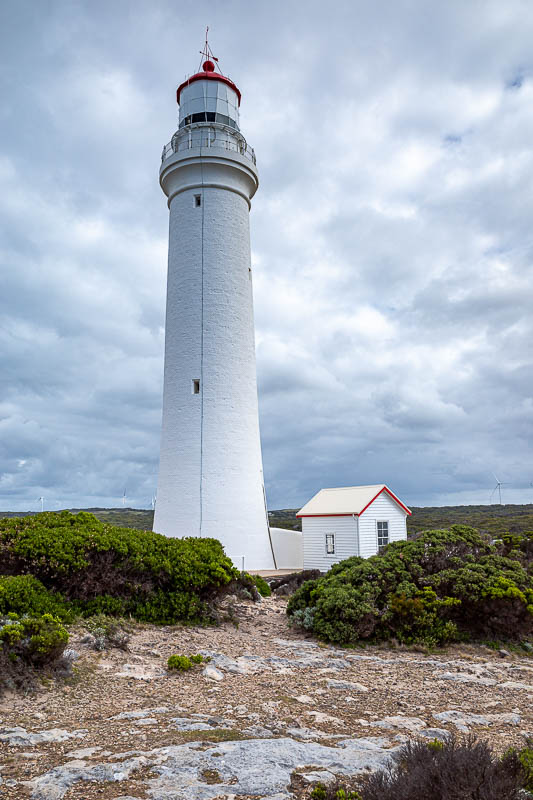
[162,123,256,165]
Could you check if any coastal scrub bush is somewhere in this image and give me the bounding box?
[287,526,533,645]
[251,575,271,597]
[0,613,69,665]
[0,511,240,625]
[311,785,361,799]
[167,653,208,671]
[83,614,130,651]
[0,612,69,693]
[270,569,321,596]
[311,736,531,800]
[0,575,72,620]
[235,572,271,600]
[505,739,533,793]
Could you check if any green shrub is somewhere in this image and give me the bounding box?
[0,511,240,625]
[252,575,271,597]
[167,653,207,671]
[167,655,193,671]
[287,526,533,645]
[0,575,72,621]
[0,612,69,694]
[504,739,533,792]
[519,743,533,792]
[0,613,68,667]
[311,785,361,799]
[83,614,130,651]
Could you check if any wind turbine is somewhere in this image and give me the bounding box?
[38,497,44,512]
[490,473,508,505]
[122,489,127,507]
[151,494,156,511]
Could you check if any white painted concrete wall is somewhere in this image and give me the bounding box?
[270,528,303,570]
[302,515,359,571]
[357,492,407,558]
[154,132,275,569]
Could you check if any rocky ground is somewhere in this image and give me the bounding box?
[0,594,532,800]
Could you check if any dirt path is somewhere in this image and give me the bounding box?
[0,595,532,799]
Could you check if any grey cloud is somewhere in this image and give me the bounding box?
[1,0,532,512]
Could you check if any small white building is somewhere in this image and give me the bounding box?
[297,484,411,572]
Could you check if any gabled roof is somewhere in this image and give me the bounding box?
[296,484,411,517]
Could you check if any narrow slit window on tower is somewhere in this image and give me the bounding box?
[192,378,200,395]
[194,194,202,207]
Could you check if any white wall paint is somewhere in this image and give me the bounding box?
[270,527,303,570]
[154,134,275,569]
[302,515,359,571]
[357,492,407,558]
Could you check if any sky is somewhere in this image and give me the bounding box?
[1,0,532,513]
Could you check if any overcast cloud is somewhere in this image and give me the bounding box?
[0,0,532,512]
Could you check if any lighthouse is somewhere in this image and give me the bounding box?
[153,38,276,570]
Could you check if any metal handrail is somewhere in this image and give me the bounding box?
[161,126,256,165]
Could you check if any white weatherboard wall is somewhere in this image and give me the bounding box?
[302,516,359,572]
[154,126,275,568]
[301,491,408,571]
[357,491,407,558]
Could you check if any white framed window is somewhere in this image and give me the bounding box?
[377,521,389,552]
[325,533,335,555]
[192,378,200,394]
[194,194,202,207]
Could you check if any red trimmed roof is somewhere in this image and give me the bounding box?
[296,484,412,517]
[359,486,411,516]
[176,65,241,106]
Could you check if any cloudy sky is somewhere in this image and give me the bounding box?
[1,0,532,512]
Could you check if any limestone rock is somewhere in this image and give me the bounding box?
[28,736,397,800]
[0,727,87,747]
[433,710,521,733]
[114,663,166,681]
[111,708,169,721]
[370,716,427,732]
[437,672,497,686]
[327,679,369,692]
[295,695,314,704]
[499,681,533,691]
[203,665,224,681]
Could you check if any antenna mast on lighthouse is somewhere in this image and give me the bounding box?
[197,26,220,73]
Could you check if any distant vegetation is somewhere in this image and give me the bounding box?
[2,503,533,538]
[288,525,533,646]
[0,507,155,530]
[406,504,533,537]
[270,504,533,538]
[268,509,302,530]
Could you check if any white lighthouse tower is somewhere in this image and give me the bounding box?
[154,37,276,570]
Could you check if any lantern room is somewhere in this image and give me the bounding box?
[177,60,241,131]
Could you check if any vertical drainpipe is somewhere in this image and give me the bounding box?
[352,514,359,557]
